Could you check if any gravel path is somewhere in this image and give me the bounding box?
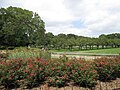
[51,52,119,60]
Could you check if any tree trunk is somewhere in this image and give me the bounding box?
[97,45,99,49]
[102,45,104,49]
[89,45,91,50]
[79,46,80,50]
[81,46,82,50]
[92,45,93,49]
[86,45,87,50]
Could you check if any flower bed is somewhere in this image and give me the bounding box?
[0,50,120,89]
[94,57,120,81]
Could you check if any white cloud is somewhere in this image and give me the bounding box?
[64,0,120,36]
[0,0,120,37]
[23,0,73,22]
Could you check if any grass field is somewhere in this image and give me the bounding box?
[50,48,120,54]
[79,48,120,54]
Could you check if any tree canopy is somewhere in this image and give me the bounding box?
[0,6,45,47]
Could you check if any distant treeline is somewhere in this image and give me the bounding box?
[44,33,120,50]
[0,6,120,50]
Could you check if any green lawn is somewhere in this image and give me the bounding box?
[79,48,120,54]
[50,48,120,54]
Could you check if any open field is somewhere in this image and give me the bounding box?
[50,48,120,54]
[79,48,120,54]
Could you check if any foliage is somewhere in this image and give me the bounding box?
[8,47,51,60]
[0,50,120,89]
[65,59,98,87]
[46,62,68,87]
[94,56,120,81]
[0,6,45,47]
[48,33,120,51]
[0,7,120,50]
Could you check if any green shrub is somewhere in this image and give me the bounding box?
[8,48,51,60]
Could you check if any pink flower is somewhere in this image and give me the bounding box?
[57,70,60,72]
[51,68,55,70]
[39,68,42,71]
[25,70,29,73]
[30,73,35,77]
[9,76,12,80]
[72,70,76,73]
[49,79,53,83]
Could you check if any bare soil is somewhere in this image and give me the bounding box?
[2,78,119,90]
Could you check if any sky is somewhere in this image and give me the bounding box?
[0,0,120,37]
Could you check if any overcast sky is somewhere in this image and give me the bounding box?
[0,0,120,37]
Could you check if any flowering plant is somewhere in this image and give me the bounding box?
[69,60,98,87]
[94,57,120,81]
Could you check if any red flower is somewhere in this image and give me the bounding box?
[26,76,29,78]
[80,67,84,70]
[25,70,29,73]
[33,68,37,71]
[28,64,33,68]
[60,74,67,79]
[93,78,97,81]
[92,70,97,73]
[65,62,70,66]
[44,62,48,65]
[37,59,43,62]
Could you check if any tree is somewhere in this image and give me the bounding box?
[57,34,67,49]
[43,32,54,48]
[0,6,45,47]
[94,38,100,49]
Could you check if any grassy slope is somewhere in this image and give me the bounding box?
[50,48,120,54]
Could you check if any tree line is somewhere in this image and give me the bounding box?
[0,6,120,50]
[44,33,120,50]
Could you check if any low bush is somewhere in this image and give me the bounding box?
[94,56,120,81]
[8,47,51,60]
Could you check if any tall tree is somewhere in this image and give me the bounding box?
[0,6,45,47]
